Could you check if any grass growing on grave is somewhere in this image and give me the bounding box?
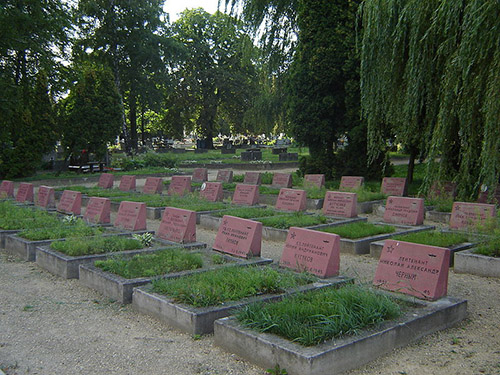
[0,202,61,230]
[236,284,404,346]
[94,248,206,278]
[425,195,454,212]
[256,213,329,229]
[393,230,471,248]
[50,235,144,256]
[258,185,282,195]
[18,219,103,241]
[317,222,396,239]
[55,186,134,197]
[473,229,500,257]
[212,207,286,219]
[151,266,316,307]
[110,193,227,211]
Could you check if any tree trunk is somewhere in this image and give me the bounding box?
[407,147,418,184]
[129,91,138,152]
[140,106,145,147]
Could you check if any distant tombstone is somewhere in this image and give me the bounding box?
[143,177,163,194]
[449,202,496,230]
[383,196,424,226]
[272,173,293,188]
[0,180,14,198]
[84,197,111,224]
[36,186,55,209]
[57,190,82,215]
[213,215,262,258]
[15,183,34,203]
[322,191,357,218]
[168,176,191,196]
[157,207,196,243]
[381,177,407,196]
[339,176,364,191]
[429,181,457,198]
[192,168,208,183]
[373,239,450,300]
[114,201,147,231]
[241,151,262,161]
[200,182,224,202]
[275,188,306,212]
[216,170,233,183]
[98,173,114,189]
[304,174,325,189]
[232,184,259,206]
[244,172,261,185]
[280,227,340,278]
[119,175,136,192]
[477,185,500,205]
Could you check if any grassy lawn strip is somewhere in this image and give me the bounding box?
[236,284,403,346]
[151,266,316,307]
[110,193,227,211]
[212,207,285,219]
[425,196,454,212]
[473,230,500,257]
[56,186,133,197]
[50,235,143,256]
[393,230,470,247]
[19,219,103,241]
[256,213,329,229]
[94,248,206,278]
[318,222,395,239]
[0,202,61,230]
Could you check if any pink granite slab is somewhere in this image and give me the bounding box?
[213,215,262,258]
[216,170,233,183]
[322,191,357,218]
[57,190,82,215]
[119,175,136,192]
[275,188,306,212]
[168,176,191,196]
[98,173,114,189]
[339,176,364,191]
[84,197,111,224]
[192,168,209,183]
[449,202,496,230]
[200,182,224,202]
[157,207,196,243]
[0,180,14,198]
[232,184,259,206]
[272,173,293,188]
[381,177,407,196]
[383,196,424,225]
[114,201,147,231]
[143,177,163,194]
[36,186,55,209]
[16,183,34,203]
[244,172,262,185]
[304,174,325,189]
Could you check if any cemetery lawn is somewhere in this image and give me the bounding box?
[473,231,500,257]
[50,236,144,256]
[56,186,132,198]
[150,266,316,307]
[18,219,103,240]
[212,207,285,219]
[393,231,471,248]
[236,284,404,346]
[255,213,329,229]
[110,193,228,211]
[318,222,396,239]
[425,196,454,212]
[94,248,208,278]
[0,202,61,230]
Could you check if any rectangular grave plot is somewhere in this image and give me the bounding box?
[454,249,500,278]
[4,234,59,261]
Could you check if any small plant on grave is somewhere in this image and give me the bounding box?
[132,232,154,247]
[211,254,227,265]
[62,215,79,224]
[393,230,471,248]
[267,364,288,375]
[318,222,396,239]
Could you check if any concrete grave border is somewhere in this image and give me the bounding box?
[454,249,500,278]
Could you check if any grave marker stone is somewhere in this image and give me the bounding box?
[232,184,259,206]
[114,201,147,231]
[383,196,424,225]
[119,175,136,192]
[449,202,496,230]
[243,172,261,185]
[0,180,14,198]
[213,215,262,258]
[157,207,196,243]
[339,176,364,191]
[373,239,450,300]
[381,177,407,196]
[57,190,82,215]
[168,176,191,196]
[36,186,55,209]
[272,173,293,188]
[200,182,224,202]
[192,168,208,183]
[429,181,457,198]
[143,177,163,194]
[84,197,111,224]
[280,227,340,278]
[304,174,325,189]
[216,170,233,183]
[16,183,34,203]
[275,188,306,212]
[322,191,357,218]
[98,173,114,189]
[477,185,500,205]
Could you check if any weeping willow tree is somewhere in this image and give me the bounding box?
[360,0,500,199]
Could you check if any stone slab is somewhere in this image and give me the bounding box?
[243,172,261,185]
[374,239,450,300]
[84,197,111,225]
[0,180,14,198]
[4,234,58,261]
[214,295,467,375]
[275,188,307,212]
[322,191,357,218]
[0,229,20,250]
[454,249,500,278]
[280,227,340,278]
[119,175,136,192]
[232,184,259,206]
[200,182,224,202]
[142,177,163,194]
[213,215,262,258]
[98,173,114,189]
[383,196,424,226]
[157,207,196,244]
[36,185,55,209]
[429,181,457,198]
[57,190,82,215]
[381,177,407,196]
[114,201,147,231]
[304,174,325,189]
[168,176,191,196]
[449,202,496,230]
[339,176,364,191]
[272,173,293,188]
[477,185,500,205]
[16,183,34,203]
[192,168,208,183]
[216,170,233,183]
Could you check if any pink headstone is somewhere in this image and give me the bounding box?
[383,196,424,226]
[119,175,136,192]
[381,177,407,196]
[57,190,82,215]
[244,172,262,185]
[280,227,340,278]
[84,197,111,224]
[36,186,55,209]
[429,181,457,198]
[478,185,500,205]
[322,191,357,218]
[168,176,191,196]
[339,176,364,191]
[213,215,262,258]
[98,173,114,189]
[275,188,306,212]
[192,168,208,183]
[0,180,14,198]
[157,207,196,243]
[114,201,147,231]
[143,177,163,194]
[16,183,34,203]
[449,202,496,230]
[272,173,293,188]
[216,170,233,183]
[232,184,259,206]
[304,174,325,189]
[373,239,450,300]
[200,182,224,202]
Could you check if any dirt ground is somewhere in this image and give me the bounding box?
[1,171,499,375]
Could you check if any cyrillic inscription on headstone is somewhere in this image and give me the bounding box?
[232,184,259,206]
[200,182,224,202]
[381,177,407,196]
[158,207,196,243]
[383,196,424,225]
[168,176,191,196]
[216,170,233,183]
[84,197,111,224]
[304,174,325,189]
[16,183,34,203]
[322,191,357,218]
[98,173,114,189]
[114,201,147,231]
[192,168,208,183]
[243,172,261,185]
[339,176,364,191]
[272,173,292,188]
[143,177,163,194]
[36,186,55,208]
[119,175,136,192]
[449,202,496,230]
[275,188,306,212]
[213,215,262,258]
[57,190,82,215]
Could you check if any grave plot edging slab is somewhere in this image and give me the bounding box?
[454,249,500,278]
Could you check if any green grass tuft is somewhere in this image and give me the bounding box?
[212,207,286,219]
[256,213,329,229]
[318,222,395,239]
[50,235,143,256]
[19,219,102,241]
[394,231,470,248]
